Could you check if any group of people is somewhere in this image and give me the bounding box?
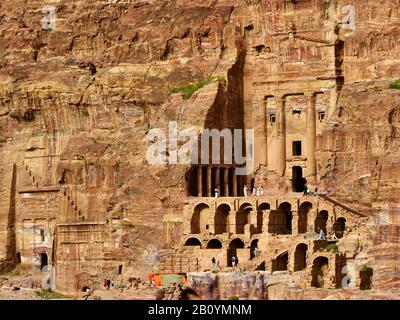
[243,185,264,197]
[303,185,329,197]
[214,185,265,198]
[211,256,239,269]
[317,229,339,240]
[211,257,220,270]
[103,278,114,289]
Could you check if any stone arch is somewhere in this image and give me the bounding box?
[257,202,271,211]
[314,210,328,234]
[236,203,252,234]
[215,204,231,234]
[272,251,289,272]
[269,202,292,234]
[333,217,346,238]
[207,239,222,249]
[294,243,308,271]
[181,288,201,300]
[192,203,210,234]
[311,256,329,288]
[184,238,202,247]
[298,202,312,234]
[228,238,245,266]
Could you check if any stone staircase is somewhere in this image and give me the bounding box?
[317,194,364,217]
[21,163,84,222]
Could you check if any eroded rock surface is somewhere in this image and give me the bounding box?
[0,0,399,298]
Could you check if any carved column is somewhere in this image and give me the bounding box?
[275,96,286,177]
[197,166,202,197]
[224,167,229,197]
[206,166,212,197]
[306,93,317,185]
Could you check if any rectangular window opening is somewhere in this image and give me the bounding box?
[269,114,276,124]
[293,141,302,156]
[40,229,45,242]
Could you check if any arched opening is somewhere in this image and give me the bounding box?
[292,166,306,192]
[207,239,222,249]
[298,202,312,234]
[181,288,201,300]
[228,239,244,267]
[184,238,202,247]
[40,253,48,270]
[82,286,90,292]
[192,203,210,234]
[255,261,266,271]
[294,244,308,271]
[250,239,259,260]
[269,203,292,234]
[236,203,252,234]
[311,256,329,288]
[257,203,270,233]
[333,217,346,238]
[314,210,328,234]
[215,204,230,234]
[272,252,288,272]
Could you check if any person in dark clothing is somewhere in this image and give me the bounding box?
[212,257,216,269]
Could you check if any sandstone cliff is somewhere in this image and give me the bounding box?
[0,0,399,296]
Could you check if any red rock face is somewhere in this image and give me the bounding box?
[0,0,399,297]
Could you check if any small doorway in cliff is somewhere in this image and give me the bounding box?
[311,256,329,288]
[292,166,306,192]
[359,266,373,290]
[228,239,244,267]
[40,253,48,271]
[272,252,288,272]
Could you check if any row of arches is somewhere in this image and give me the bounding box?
[184,237,248,267]
[185,238,312,273]
[191,202,346,237]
